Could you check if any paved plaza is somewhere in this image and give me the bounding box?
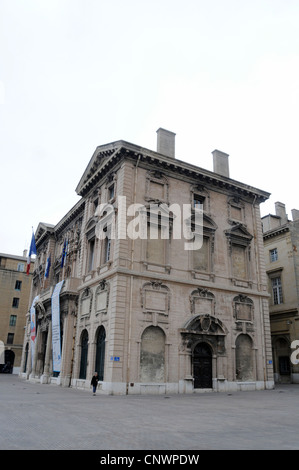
[0,374,298,451]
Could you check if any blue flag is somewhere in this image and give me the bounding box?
[61,239,68,268]
[45,254,51,278]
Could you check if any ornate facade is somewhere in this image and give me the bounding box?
[20,128,274,393]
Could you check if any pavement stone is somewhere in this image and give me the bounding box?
[1,374,299,451]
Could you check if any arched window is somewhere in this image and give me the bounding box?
[95,326,106,381]
[236,334,253,381]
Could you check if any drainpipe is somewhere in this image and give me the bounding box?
[252,196,267,385]
[126,154,141,394]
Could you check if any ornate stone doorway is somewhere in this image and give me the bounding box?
[180,314,228,390]
[193,342,212,389]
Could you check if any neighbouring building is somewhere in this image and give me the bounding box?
[0,252,34,373]
[20,128,274,394]
[262,202,299,384]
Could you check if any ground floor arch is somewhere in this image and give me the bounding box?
[235,334,254,381]
[79,329,89,380]
[0,349,15,373]
[140,325,165,383]
[95,326,106,381]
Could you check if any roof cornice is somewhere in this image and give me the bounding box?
[76,141,270,203]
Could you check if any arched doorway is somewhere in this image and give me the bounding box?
[95,326,106,381]
[79,330,89,380]
[3,350,15,374]
[193,342,212,389]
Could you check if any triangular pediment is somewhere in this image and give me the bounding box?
[75,141,124,196]
[35,222,55,243]
[225,223,253,240]
[187,212,218,231]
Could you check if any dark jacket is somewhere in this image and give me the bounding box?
[91,375,99,386]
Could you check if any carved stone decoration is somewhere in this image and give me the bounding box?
[200,315,211,332]
[141,281,170,316]
[189,288,215,316]
[79,287,93,318]
[233,295,254,322]
[144,170,169,204]
[180,314,228,355]
[190,184,210,214]
[95,280,110,315]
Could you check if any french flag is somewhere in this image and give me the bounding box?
[26,232,37,275]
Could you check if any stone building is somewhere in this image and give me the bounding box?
[20,128,274,393]
[262,202,299,384]
[0,252,34,373]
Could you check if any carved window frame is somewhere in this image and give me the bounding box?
[233,295,254,323]
[85,218,97,273]
[104,172,117,205]
[141,281,170,316]
[189,288,215,316]
[190,185,210,214]
[228,196,246,225]
[95,280,110,316]
[186,212,217,281]
[144,170,169,204]
[79,287,93,319]
[142,204,172,273]
[225,224,253,287]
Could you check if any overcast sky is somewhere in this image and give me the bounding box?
[1,0,298,256]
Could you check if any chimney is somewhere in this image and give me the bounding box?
[275,202,288,225]
[23,249,28,258]
[156,128,176,158]
[292,209,299,222]
[212,149,230,177]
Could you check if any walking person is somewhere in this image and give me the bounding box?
[91,371,99,395]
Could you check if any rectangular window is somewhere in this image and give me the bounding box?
[17,263,25,272]
[104,238,111,263]
[15,280,22,290]
[88,238,95,271]
[12,298,19,308]
[7,333,14,345]
[93,198,98,213]
[270,248,278,262]
[108,184,115,200]
[272,276,283,304]
[193,194,205,209]
[9,315,17,326]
